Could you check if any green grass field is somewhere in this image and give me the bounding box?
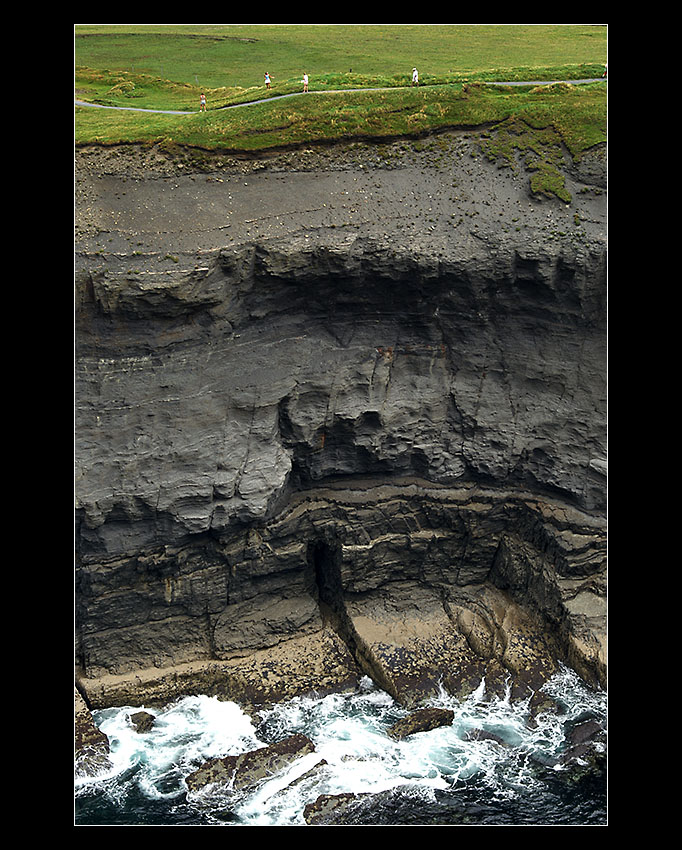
[74,23,607,173]
[75,24,606,90]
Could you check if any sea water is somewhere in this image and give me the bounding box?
[74,665,606,826]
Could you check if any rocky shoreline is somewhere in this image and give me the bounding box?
[76,674,606,821]
[74,128,606,786]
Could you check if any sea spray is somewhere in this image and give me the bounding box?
[75,666,606,826]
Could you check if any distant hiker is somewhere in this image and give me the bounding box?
[412,67,419,86]
[200,92,207,111]
[602,63,607,78]
[264,72,272,89]
[303,73,309,92]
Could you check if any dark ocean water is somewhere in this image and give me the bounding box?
[75,665,606,826]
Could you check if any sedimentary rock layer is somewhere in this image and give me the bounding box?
[74,135,606,711]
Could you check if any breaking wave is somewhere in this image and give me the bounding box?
[75,665,606,826]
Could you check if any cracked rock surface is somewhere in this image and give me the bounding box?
[75,131,606,713]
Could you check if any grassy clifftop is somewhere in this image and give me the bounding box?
[74,25,607,199]
[74,24,606,91]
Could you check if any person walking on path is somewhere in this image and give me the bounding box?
[264,72,272,89]
[200,92,207,111]
[302,73,309,92]
[412,67,419,86]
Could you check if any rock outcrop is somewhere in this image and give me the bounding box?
[75,689,111,777]
[185,733,315,794]
[74,132,606,713]
[387,707,455,740]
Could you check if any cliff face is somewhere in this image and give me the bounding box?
[74,132,606,710]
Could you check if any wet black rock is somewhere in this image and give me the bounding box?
[129,711,155,733]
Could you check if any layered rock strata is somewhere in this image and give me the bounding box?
[74,134,606,715]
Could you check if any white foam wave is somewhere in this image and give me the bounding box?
[78,667,606,824]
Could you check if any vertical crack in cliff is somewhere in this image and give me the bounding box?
[307,538,400,702]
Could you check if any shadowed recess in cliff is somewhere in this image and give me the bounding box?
[307,538,400,702]
[278,396,436,490]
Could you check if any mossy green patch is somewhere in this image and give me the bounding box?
[479,114,573,202]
